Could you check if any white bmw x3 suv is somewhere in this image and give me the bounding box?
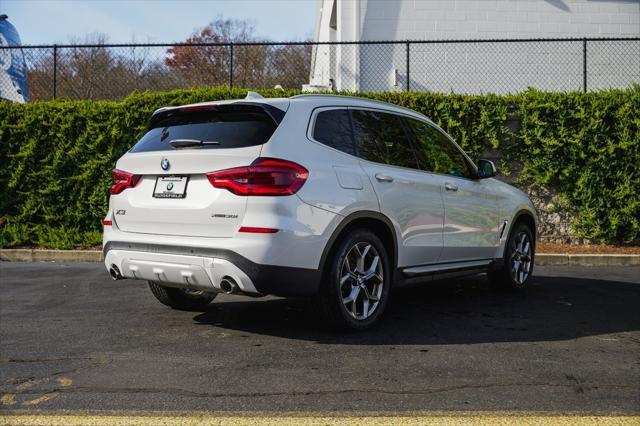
[103,93,537,330]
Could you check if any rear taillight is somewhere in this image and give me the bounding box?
[110,169,141,195]
[206,158,308,196]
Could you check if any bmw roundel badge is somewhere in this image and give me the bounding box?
[161,158,170,171]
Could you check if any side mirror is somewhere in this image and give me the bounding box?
[477,159,496,179]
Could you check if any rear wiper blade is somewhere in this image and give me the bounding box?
[169,139,221,148]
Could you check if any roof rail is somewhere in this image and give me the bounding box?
[290,93,424,117]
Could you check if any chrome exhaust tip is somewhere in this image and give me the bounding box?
[220,277,238,294]
[109,265,124,281]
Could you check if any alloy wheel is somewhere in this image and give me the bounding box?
[510,231,532,284]
[339,242,384,320]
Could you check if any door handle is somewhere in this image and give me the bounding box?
[444,182,458,191]
[375,174,394,183]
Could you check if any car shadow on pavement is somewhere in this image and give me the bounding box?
[191,273,640,345]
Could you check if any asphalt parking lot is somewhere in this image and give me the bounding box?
[0,262,639,414]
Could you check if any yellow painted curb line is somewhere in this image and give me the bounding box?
[0,415,638,426]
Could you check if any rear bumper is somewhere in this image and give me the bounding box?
[103,242,322,297]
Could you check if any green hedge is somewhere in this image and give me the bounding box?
[0,86,638,248]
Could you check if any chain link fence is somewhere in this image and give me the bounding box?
[2,38,639,101]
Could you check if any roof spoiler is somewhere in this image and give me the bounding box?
[148,101,285,128]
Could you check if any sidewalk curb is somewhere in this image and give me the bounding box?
[536,253,640,266]
[1,249,639,267]
[0,249,103,263]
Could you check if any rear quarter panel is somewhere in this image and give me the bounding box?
[259,99,385,269]
[260,99,380,218]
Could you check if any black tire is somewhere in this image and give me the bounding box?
[148,281,216,311]
[317,229,392,331]
[489,222,535,290]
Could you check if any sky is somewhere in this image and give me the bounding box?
[0,0,317,45]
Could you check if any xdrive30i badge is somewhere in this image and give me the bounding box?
[211,214,239,219]
[161,158,170,171]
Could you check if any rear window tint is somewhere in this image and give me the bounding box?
[130,105,279,153]
[312,109,356,155]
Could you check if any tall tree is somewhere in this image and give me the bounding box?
[27,33,176,100]
[165,18,258,87]
[166,18,311,89]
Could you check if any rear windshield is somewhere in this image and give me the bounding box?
[130,104,279,153]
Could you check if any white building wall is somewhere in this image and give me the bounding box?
[308,0,337,89]
[358,0,639,40]
[337,0,361,91]
[308,0,640,93]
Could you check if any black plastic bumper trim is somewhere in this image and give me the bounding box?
[103,241,321,297]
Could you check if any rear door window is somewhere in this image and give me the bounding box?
[130,104,279,153]
[312,109,356,155]
[351,109,421,169]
